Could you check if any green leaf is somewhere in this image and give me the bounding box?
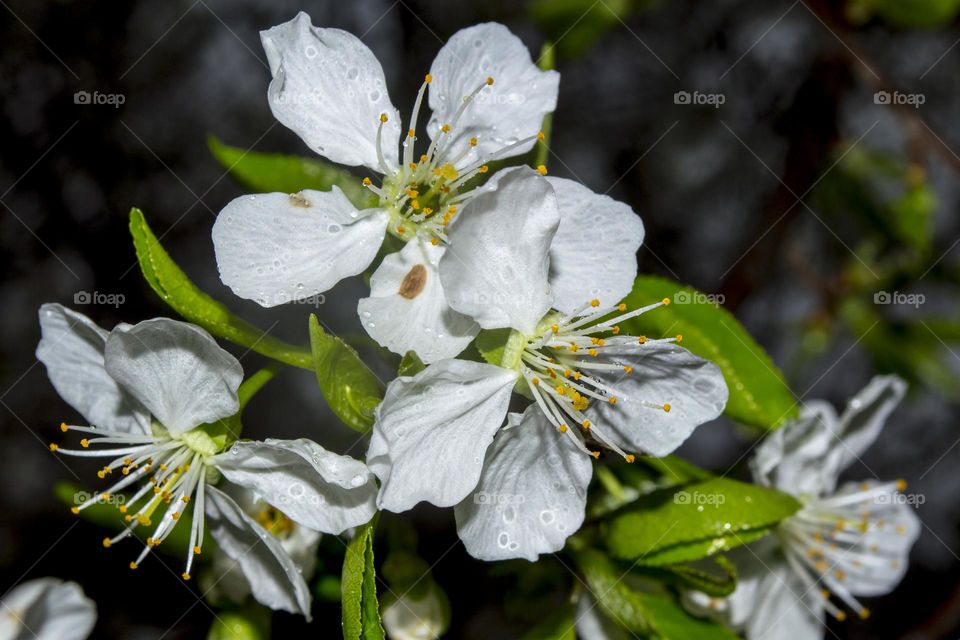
[533,42,555,170]
[207,606,270,640]
[636,555,739,597]
[621,275,797,430]
[208,136,374,209]
[578,550,739,639]
[475,328,512,366]
[342,520,385,640]
[605,477,801,565]
[519,604,576,640]
[529,0,633,58]
[237,365,280,411]
[129,208,313,369]
[397,351,425,377]
[308,314,383,432]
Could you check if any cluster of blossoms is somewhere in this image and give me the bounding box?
[9,12,919,640]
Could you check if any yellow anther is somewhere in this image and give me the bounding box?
[407,128,415,138]
[573,371,582,381]
[440,163,459,180]
[859,608,870,620]
[60,422,69,432]
[424,73,433,84]
[612,326,621,335]
[609,397,618,405]
[420,154,429,163]
[815,560,828,571]
[479,165,489,173]
[171,512,180,521]
[821,589,831,599]
[896,525,906,535]
[624,365,633,374]
[536,164,548,176]
[431,237,440,246]
[896,479,907,491]
[448,205,457,214]
[531,377,541,386]
[70,506,79,514]
[860,482,870,491]
[663,403,672,413]
[80,438,89,448]
[676,334,683,343]
[97,470,105,479]
[123,458,132,465]
[486,76,494,85]
[129,562,138,570]
[836,611,847,622]
[582,420,591,430]
[102,537,111,548]
[193,545,202,555]
[469,137,478,147]
[422,207,433,215]
[568,344,579,353]
[625,454,635,463]
[556,386,566,396]
[362,177,372,186]
[410,199,420,210]
[537,131,545,141]
[638,336,647,344]
[558,424,568,433]
[590,299,600,307]
[551,324,559,333]
[589,349,598,357]
[379,113,389,123]
[136,515,150,526]
[49,443,59,452]
[564,369,572,377]
[118,505,127,514]
[618,303,627,311]
[159,464,167,471]
[662,297,671,305]
[182,572,191,581]
[441,123,451,133]
[591,451,600,459]
[597,338,606,346]
[409,162,418,171]
[146,537,154,547]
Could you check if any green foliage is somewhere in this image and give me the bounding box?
[636,555,739,597]
[129,208,313,369]
[342,520,386,640]
[529,0,637,58]
[397,351,425,377]
[849,0,960,27]
[519,604,576,640]
[308,314,383,432]
[206,607,270,640]
[578,550,739,639]
[208,136,373,208]
[621,275,798,430]
[605,477,801,565]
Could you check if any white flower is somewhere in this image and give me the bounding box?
[37,304,378,619]
[381,582,449,640]
[212,13,559,363]
[365,177,727,560]
[684,375,920,639]
[0,578,96,640]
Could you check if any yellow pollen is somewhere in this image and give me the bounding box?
[397,226,406,235]
[479,165,489,173]
[612,326,621,335]
[424,73,433,84]
[564,369,572,377]
[582,420,591,430]
[422,207,433,215]
[821,589,831,599]
[556,386,566,396]
[624,366,633,374]
[662,297,670,305]
[407,128,415,138]
[97,470,105,479]
[80,438,89,448]
[618,303,627,311]
[814,561,828,571]
[589,349,598,357]
[558,424,568,433]
[129,562,138,570]
[590,298,600,307]
[182,572,191,581]
[410,199,420,210]
[536,164,548,175]
[194,546,202,555]
[591,451,600,459]
[569,344,579,353]
[551,324,559,333]
[420,154,428,163]
[676,334,683,343]
[625,454,635,463]
[379,113,388,123]
[123,458,132,465]
[859,608,871,620]
[896,479,907,491]
[469,137,478,147]
[70,506,79,514]
[532,377,540,386]
[102,537,111,548]
[409,162,418,171]
[431,237,440,246]
[146,537,154,547]
[486,76,494,85]
[597,339,606,346]
[448,205,457,214]
[441,123,451,133]
[609,397,618,405]
[896,525,906,535]
[573,372,582,381]
[836,611,847,622]
[663,403,672,413]
[537,131,545,141]
[440,163,459,180]
[362,177,372,186]
[171,512,180,521]
[49,443,58,452]
[118,505,127,514]
[60,422,69,432]
[638,336,647,344]
[860,482,870,491]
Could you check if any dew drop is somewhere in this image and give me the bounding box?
[347,67,359,80]
[539,510,555,525]
[327,223,342,234]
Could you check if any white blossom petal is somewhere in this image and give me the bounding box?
[0,578,96,640]
[367,359,518,511]
[358,240,478,363]
[104,319,242,436]
[588,343,728,456]
[455,406,592,561]
[427,23,559,169]
[204,485,313,619]
[212,438,377,534]
[440,167,559,334]
[829,375,906,480]
[36,304,149,434]
[743,563,823,640]
[261,12,401,172]
[750,402,838,496]
[213,189,388,307]
[545,177,644,313]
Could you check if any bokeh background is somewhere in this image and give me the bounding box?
[2,0,959,637]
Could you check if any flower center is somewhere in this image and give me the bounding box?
[362,73,545,246]
[777,479,911,622]
[52,421,214,581]
[505,297,682,462]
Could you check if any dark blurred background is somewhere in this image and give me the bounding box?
[2,0,959,637]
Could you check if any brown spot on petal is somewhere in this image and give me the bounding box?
[399,264,428,299]
[289,192,312,208]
